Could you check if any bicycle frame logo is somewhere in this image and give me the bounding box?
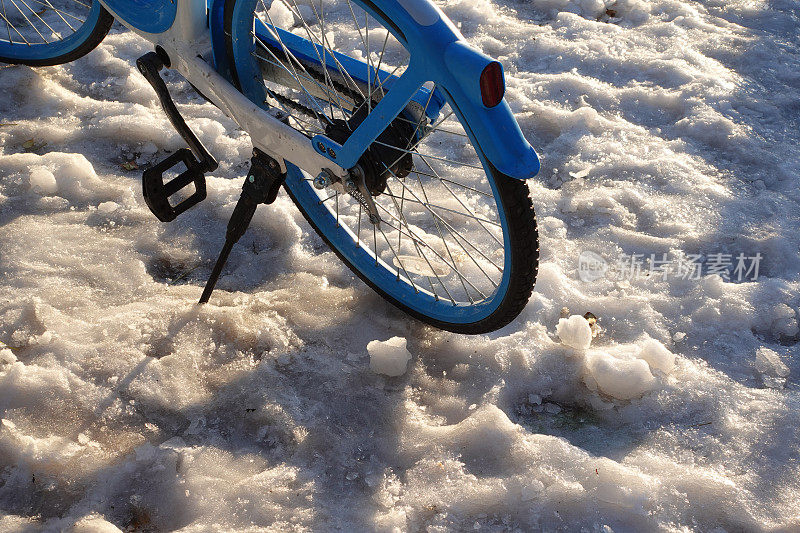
[97,0,539,182]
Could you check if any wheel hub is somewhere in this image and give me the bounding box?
[325,106,417,196]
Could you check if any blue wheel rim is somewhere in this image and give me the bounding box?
[229,0,513,325]
[0,1,102,62]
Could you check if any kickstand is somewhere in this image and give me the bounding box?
[199,149,285,304]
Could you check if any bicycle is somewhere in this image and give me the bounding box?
[0,0,540,334]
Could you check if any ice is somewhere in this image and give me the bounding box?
[556,314,592,350]
[70,515,123,533]
[29,166,58,196]
[584,350,656,400]
[637,338,676,375]
[97,201,118,214]
[2,0,800,529]
[368,337,413,376]
[755,347,790,389]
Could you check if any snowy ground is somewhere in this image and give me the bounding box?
[2,0,800,530]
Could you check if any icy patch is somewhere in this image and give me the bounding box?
[755,347,790,389]
[556,314,592,350]
[368,337,412,376]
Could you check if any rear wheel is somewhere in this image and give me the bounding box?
[224,0,538,333]
[0,0,113,66]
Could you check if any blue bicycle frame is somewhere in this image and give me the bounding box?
[100,0,539,181]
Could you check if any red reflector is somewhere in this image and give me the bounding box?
[480,61,505,107]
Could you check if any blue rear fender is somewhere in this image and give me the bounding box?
[209,0,539,180]
[357,0,539,179]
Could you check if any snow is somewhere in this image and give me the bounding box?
[637,338,675,375]
[556,314,593,350]
[2,0,800,530]
[755,347,790,389]
[28,167,58,196]
[584,349,656,400]
[368,336,413,376]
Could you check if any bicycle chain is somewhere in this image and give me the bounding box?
[260,46,372,129]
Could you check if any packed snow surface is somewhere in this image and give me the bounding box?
[2,0,800,530]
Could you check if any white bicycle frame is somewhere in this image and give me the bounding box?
[99,0,349,178]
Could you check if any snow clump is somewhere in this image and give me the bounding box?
[556,314,593,350]
[584,351,656,400]
[755,347,790,389]
[29,167,58,195]
[368,337,412,376]
[638,338,676,375]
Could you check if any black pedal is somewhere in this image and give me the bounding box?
[143,148,208,222]
[137,51,218,222]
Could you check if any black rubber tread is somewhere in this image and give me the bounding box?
[223,0,539,333]
[0,5,114,67]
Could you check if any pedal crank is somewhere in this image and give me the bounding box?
[137,51,218,222]
[199,149,286,304]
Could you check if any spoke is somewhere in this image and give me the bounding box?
[279,0,351,120]
[383,182,450,302]
[374,201,485,301]
[377,213,455,304]
[379,191,501,229]
[373,143,484,172]
[26,0,86,23]
[348,60,405,119]
[410,170,492,197]
[8,0,48,43]
[416,155,503,246]
[357,202,362,247]
[439,178,503,247]
[1,0,12,42]
[405,84,436,150]
[17,0,60,42]
[373,219,378,265]
[319,192,338,204]
[257,4,338,120]
[378,224,419,293]
[252,50,347,133]
[253,50,356,111]
[52,0,88,9]
[385,170,501,284]
[308,0,367,106]
[37,0,80,32]
[345,0,374,108]
[402,162,475,302]
[395,178,405,276]
[405,109,457,153]
[372,30,389,96]
[395,115,468,138]
[365,12,370,110]
[0,8,30,44]
[252,29,331,125]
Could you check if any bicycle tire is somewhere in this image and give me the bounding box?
[0,1,113,67]
[223,0,539,333]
